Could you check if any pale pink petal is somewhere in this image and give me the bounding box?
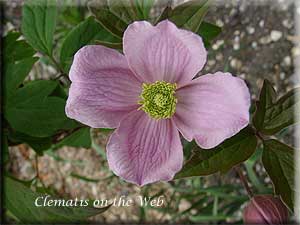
[123,20,207,86]
[107,110,183,186]
[173,72,250,149]
[66,45,142,128]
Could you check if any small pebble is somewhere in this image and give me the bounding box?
[212,39,224,50]
[270,30,283,42]
[207,60,216,66]
[233,43,240,50]
[283,56,292,66]
[216,53,223,61]
[282,19,293,29]
[251,41,258,48]
[259,20,265,27]
[230,58,242,69]
[234,30,240,35]
[259,36,271,44]
[216,19,224,27]
[239,73,246,79]
[246,26,255,34]
[292,47,300,56]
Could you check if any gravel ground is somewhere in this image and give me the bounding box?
[5,0,299,223]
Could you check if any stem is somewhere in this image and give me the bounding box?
[35,154,46,189]
[234,165,254,198]
[256,131,265,142]
[49,54,63,73]
[53,73,69,82]
[35,154,40,179]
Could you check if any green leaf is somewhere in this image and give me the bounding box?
[108,0,138,23]
[168,0,210,32]
[7,130,52,155]
[4,57,38,100]
[189,214,228,222]
[22,0,57,55]
[60,16,120,72]
[4,31,36,63]
[175,127,257,179]
[53,127,91,150]
[3,31,38,100]
[88,0,128,38]
[134,0,155,19]
[253,80,300,135]
[262,139,295,210]
[108,0,154,21]
[155,5,172,24]
[197,21,221,47]
[4,80,77,138]
[4,176,110,223]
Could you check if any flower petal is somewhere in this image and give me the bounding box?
[107,110,183,186]
[66,45,142,128]
[173,72,250,149]
[123,20,207,86]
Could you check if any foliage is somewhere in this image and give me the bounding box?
[253,80,300,135]
[4,176,110,223]
[175,127,257,178]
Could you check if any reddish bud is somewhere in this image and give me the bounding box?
[243,195,289,224]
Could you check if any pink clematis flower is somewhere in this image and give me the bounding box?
[66,20,250,186]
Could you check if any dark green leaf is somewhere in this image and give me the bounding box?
[88,0,128,38]
[4,57,38,99]
[168,0,210,32]
[262,139,295,210]
[134,0,155,19]
[60,6,84,26]
[4,31,36,63]
[22,0,57,55]
[4,80,77,137]
[53,127,91,150]
[108,0,138,23]
[7,130,52,155]
[155,5,172,24]
[253,80,277,130]
[4,176,110,223]
[4,30,38,100]
[197,21,221,47]
[175,127,257,179]
[183,140,197,159]
[49,83,68,99]
[108,0,154,21]
[60,16,120,72]
[253,80,300,134]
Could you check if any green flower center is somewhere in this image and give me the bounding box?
[138,81,177,119]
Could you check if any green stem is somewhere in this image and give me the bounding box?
[234,165,254,198]
[48,54,69,81]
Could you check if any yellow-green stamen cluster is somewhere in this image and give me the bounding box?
[139,81,177,119]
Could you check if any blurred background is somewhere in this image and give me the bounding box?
[3,0,298,223]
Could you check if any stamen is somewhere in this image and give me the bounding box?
[138,81,177,119]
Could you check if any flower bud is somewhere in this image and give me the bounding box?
[243,195,289,224]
